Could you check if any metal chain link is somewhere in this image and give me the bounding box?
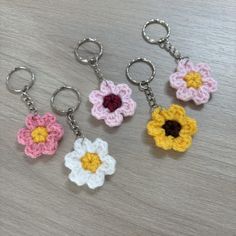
[139,82,158,109]
[66,108,83,137]
[89,58,104,82]
[159,39,184,61]
[21,87,38,114]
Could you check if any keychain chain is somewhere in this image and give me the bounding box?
[89,58,104,82]
[139,82,158,109]
[21,86,38,114]
[66,108,83,137]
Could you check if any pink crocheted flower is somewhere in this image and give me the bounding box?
[169,59,217,105]
[89,80,136,127]
[17,113,64,158]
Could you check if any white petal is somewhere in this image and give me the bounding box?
[64,151,82,170]
[73,138,85,152]
[87,172,105,189]
[99,155,116,175]
[81,138,95,153]
[68,169,91,186]
[93,138,108,156]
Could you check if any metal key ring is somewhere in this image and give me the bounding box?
[6,66,35,94]
[50,86,81,115]
[126,58,156,85]
[74,38,103,64]
[142,19,170,44]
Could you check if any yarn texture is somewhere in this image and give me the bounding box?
[17,113,64,158]
[147,104,197,152]
[64,137,116,189]
[169,59,217,105]
[89,80,136,127]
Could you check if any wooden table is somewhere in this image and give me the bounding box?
[1,1,235,235]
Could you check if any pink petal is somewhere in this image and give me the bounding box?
[17,128,33,145]
[42,112,56,126]
[89,90,104,104]
[43,139,58,155]
[47,123,64,141]
[118,99,136,116]
[169,71,186,89]
[195,63,211,77]
[91,103,108,120]
[116,83,132,99]
[192,87,210,105]
[104,111,123,127]
[24,143,44,158]
[202,77,217,93]
[177,59,195,73]
[100,80,118,95]
[176,86,194,102]
[25,114,44,129]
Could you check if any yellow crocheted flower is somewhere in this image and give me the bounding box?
[147,104,197,152]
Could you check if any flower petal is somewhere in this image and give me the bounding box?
[176,86,194,102]
[160,108,174,120]
[74,138,87,154]
[42,112,56,126]
[177,59,195,73]
[168,104,186,120]
[91,103,108,120]
[118,99,136,116]
[24,143,44,158]
[202,77,217,93]
[116,83,132,98]
[195,63,211,78]
[89,90,104,105]
[17,128,33,145]
[100,80,118,95]
[99,154,116,175]
[192,87,210,105]
[173,135,192,152]
[68,169,91,186]
[169,71,186,89]
[93,138,108,156]
[147,120,165,137]
[47,123,64,141]
[180,117,198,136]
[87,172,105,189]
[154,135,174,150]
[104,111,123,127]
[42,139,58,155]
[25,114,44,129]
[65,151,82,170]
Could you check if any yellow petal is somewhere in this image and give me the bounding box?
[154,135,174,150]
[151,107,163,120]
[172,135,192,152]
[180,117,198,136]
[160,109,173,120]
[169,104,186,120]
[147,120,165,136]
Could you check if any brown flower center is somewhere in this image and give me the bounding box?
[103,93,122,112]
[162,120,182,138]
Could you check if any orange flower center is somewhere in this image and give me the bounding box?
[31,127,48,143]
[183,72,203,89]
[81,152,102,173]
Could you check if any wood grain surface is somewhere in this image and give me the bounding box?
[0,1,236,235]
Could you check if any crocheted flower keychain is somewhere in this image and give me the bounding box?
[51,86,116,189]
[142,19,217,105]
[6,67,64,158]
[126,58,197,152]
[74,38,136,127]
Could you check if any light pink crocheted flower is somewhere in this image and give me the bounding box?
[169,59,217,105]
[89,80,136,127]
[17,113,64,158]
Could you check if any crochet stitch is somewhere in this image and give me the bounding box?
[89,80,136,127]
[17,112,64,158]
[65,137,116,189]
[147,104,197,152]
[169,59,217,105]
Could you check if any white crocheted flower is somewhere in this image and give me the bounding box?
[64,137,116,189]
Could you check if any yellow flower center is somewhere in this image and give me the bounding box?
[183,72,203,89]
[81,152,102,173]
[31,127,48,143]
